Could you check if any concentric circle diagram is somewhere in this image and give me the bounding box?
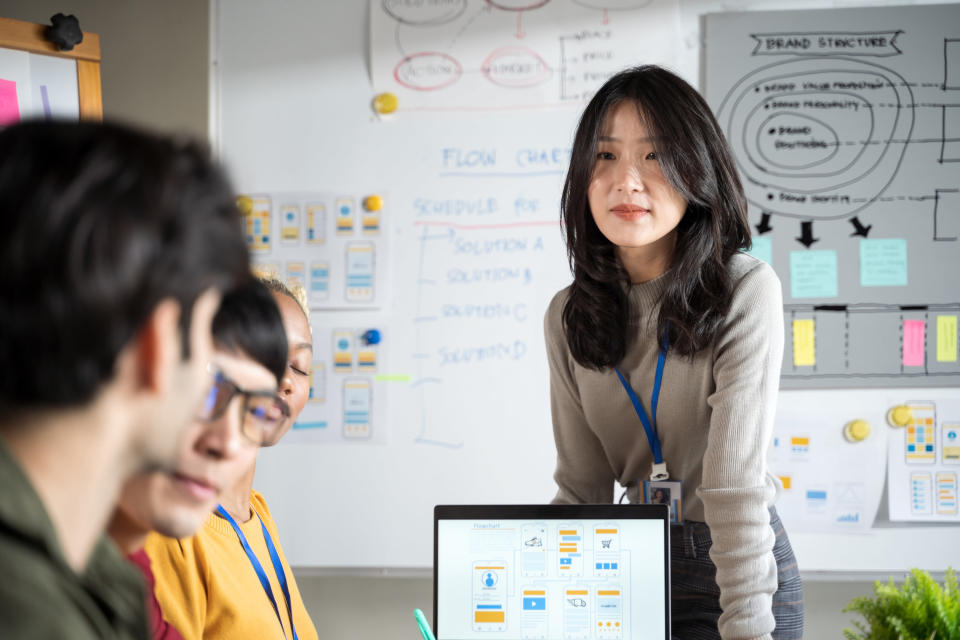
[716,57,916,220]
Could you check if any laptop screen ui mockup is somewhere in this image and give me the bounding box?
[434,504,670,640]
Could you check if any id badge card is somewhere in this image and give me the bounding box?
[640,479,683,524]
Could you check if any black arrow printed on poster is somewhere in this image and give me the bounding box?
[849,216,872,237]
[755,212,774,234]
[796,220,819,248]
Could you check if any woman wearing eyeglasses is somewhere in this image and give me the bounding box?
[108,277,293,639]
[144,276,318,640]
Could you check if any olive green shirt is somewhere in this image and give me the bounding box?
[0,437,148,639]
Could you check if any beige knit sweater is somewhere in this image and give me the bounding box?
[545,252,784,640]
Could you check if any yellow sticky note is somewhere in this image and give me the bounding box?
[937,315,958,362]
[792,319,816,366]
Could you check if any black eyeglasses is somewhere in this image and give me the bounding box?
[199,366,290,446]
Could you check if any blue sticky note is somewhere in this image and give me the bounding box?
[292,421,327,430]
[745,236,773,265]
[790,250,838,299]
[860,238,907,287]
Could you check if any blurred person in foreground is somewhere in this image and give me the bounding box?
[0,120,249,638]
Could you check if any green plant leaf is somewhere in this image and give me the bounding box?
[842,568,960,640]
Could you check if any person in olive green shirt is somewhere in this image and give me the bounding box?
[0,121,249,638]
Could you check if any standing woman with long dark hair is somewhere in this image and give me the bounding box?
[545,66,804,639]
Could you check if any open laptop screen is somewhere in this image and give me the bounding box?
[434,505,670,640]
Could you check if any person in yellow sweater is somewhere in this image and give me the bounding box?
[145,277,317,640]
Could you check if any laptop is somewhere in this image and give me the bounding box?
[433,504,671,639]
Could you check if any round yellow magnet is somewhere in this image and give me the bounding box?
[236,195,253,216]
[843,419,871,442]
[373,92,398,115]
[363,194,384,212]
[887,405,913,428]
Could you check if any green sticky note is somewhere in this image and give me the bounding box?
[860,238,908,287]
[374,374,411,382]
[790,250,838,299]
[938,315,958,363]
[745,236,773,265]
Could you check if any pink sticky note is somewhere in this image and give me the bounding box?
[0,79,20,126]
[903,320,926,367]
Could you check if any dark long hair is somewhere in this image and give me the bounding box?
[561,65,751,369]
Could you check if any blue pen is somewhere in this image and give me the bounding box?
[414,608,436,640]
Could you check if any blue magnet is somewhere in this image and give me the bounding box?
[361,329,381,345]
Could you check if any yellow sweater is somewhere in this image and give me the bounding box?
[144,490,318,640]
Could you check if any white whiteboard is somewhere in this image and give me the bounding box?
[215,0,960,571]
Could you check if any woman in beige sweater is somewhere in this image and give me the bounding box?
[546,65,803,639]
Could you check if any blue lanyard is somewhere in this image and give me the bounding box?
[216,505,298,640]
[614,332,669,465]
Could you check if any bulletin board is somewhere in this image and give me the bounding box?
[214,0,960,573]
[0,16,101,123]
